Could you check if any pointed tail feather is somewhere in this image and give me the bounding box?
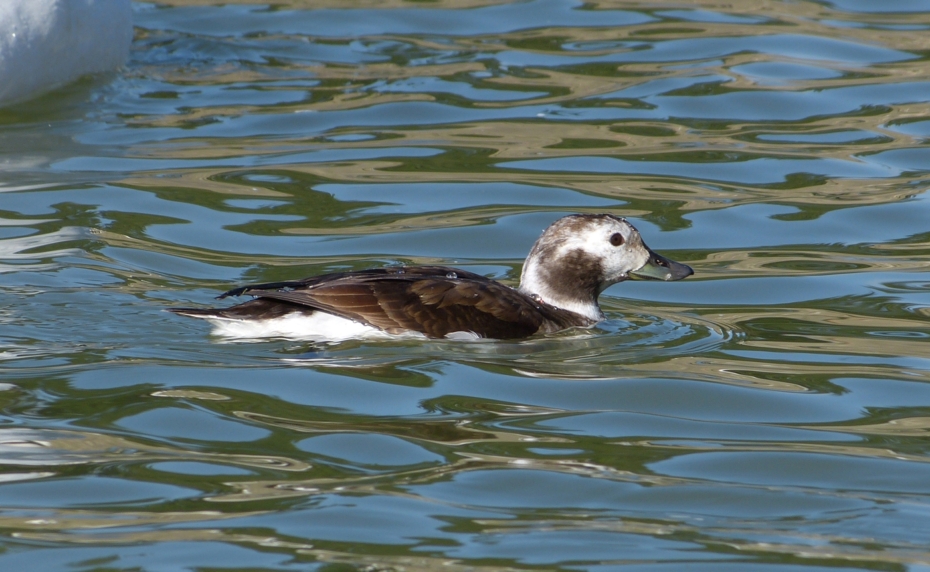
[167,307,225,319]
[168,298,313,321]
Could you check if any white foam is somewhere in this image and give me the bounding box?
[0,0,132,106]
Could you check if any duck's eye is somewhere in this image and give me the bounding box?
[609,233,625,246]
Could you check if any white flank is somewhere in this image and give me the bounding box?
[194,311,426,342]
[444,330,480,340]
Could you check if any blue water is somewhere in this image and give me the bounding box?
[1,1,930,570]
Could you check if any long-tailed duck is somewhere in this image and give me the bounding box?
[169,214,693,340]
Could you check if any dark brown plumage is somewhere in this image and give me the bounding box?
[170,266,592,339]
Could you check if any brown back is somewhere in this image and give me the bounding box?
[232,266,594,339]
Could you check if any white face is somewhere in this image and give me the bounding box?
[523,215,651,285]
[558,217,651,286]
[518,214,653,320]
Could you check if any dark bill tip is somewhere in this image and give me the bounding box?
[629,250,693,281]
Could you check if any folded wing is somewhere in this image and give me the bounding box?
[218,266,592,339]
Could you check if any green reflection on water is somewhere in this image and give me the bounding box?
[1,0,930,569]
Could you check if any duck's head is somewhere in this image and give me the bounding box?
[518,214,693,321]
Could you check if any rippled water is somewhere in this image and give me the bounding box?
[2,0,930,569]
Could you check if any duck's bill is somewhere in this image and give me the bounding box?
[629,250,693,281]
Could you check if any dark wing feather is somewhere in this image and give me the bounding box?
[168,298,313,320]
[218,266,592,339]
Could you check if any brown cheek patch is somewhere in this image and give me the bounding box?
[542,248,603,302]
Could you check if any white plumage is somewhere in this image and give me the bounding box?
[203,311,391,342]
[0,0,132,106]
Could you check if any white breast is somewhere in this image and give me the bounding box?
[0,0,132,106]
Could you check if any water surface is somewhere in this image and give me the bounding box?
[2,0,930,570]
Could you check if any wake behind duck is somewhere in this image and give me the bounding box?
[169,214,693,340]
